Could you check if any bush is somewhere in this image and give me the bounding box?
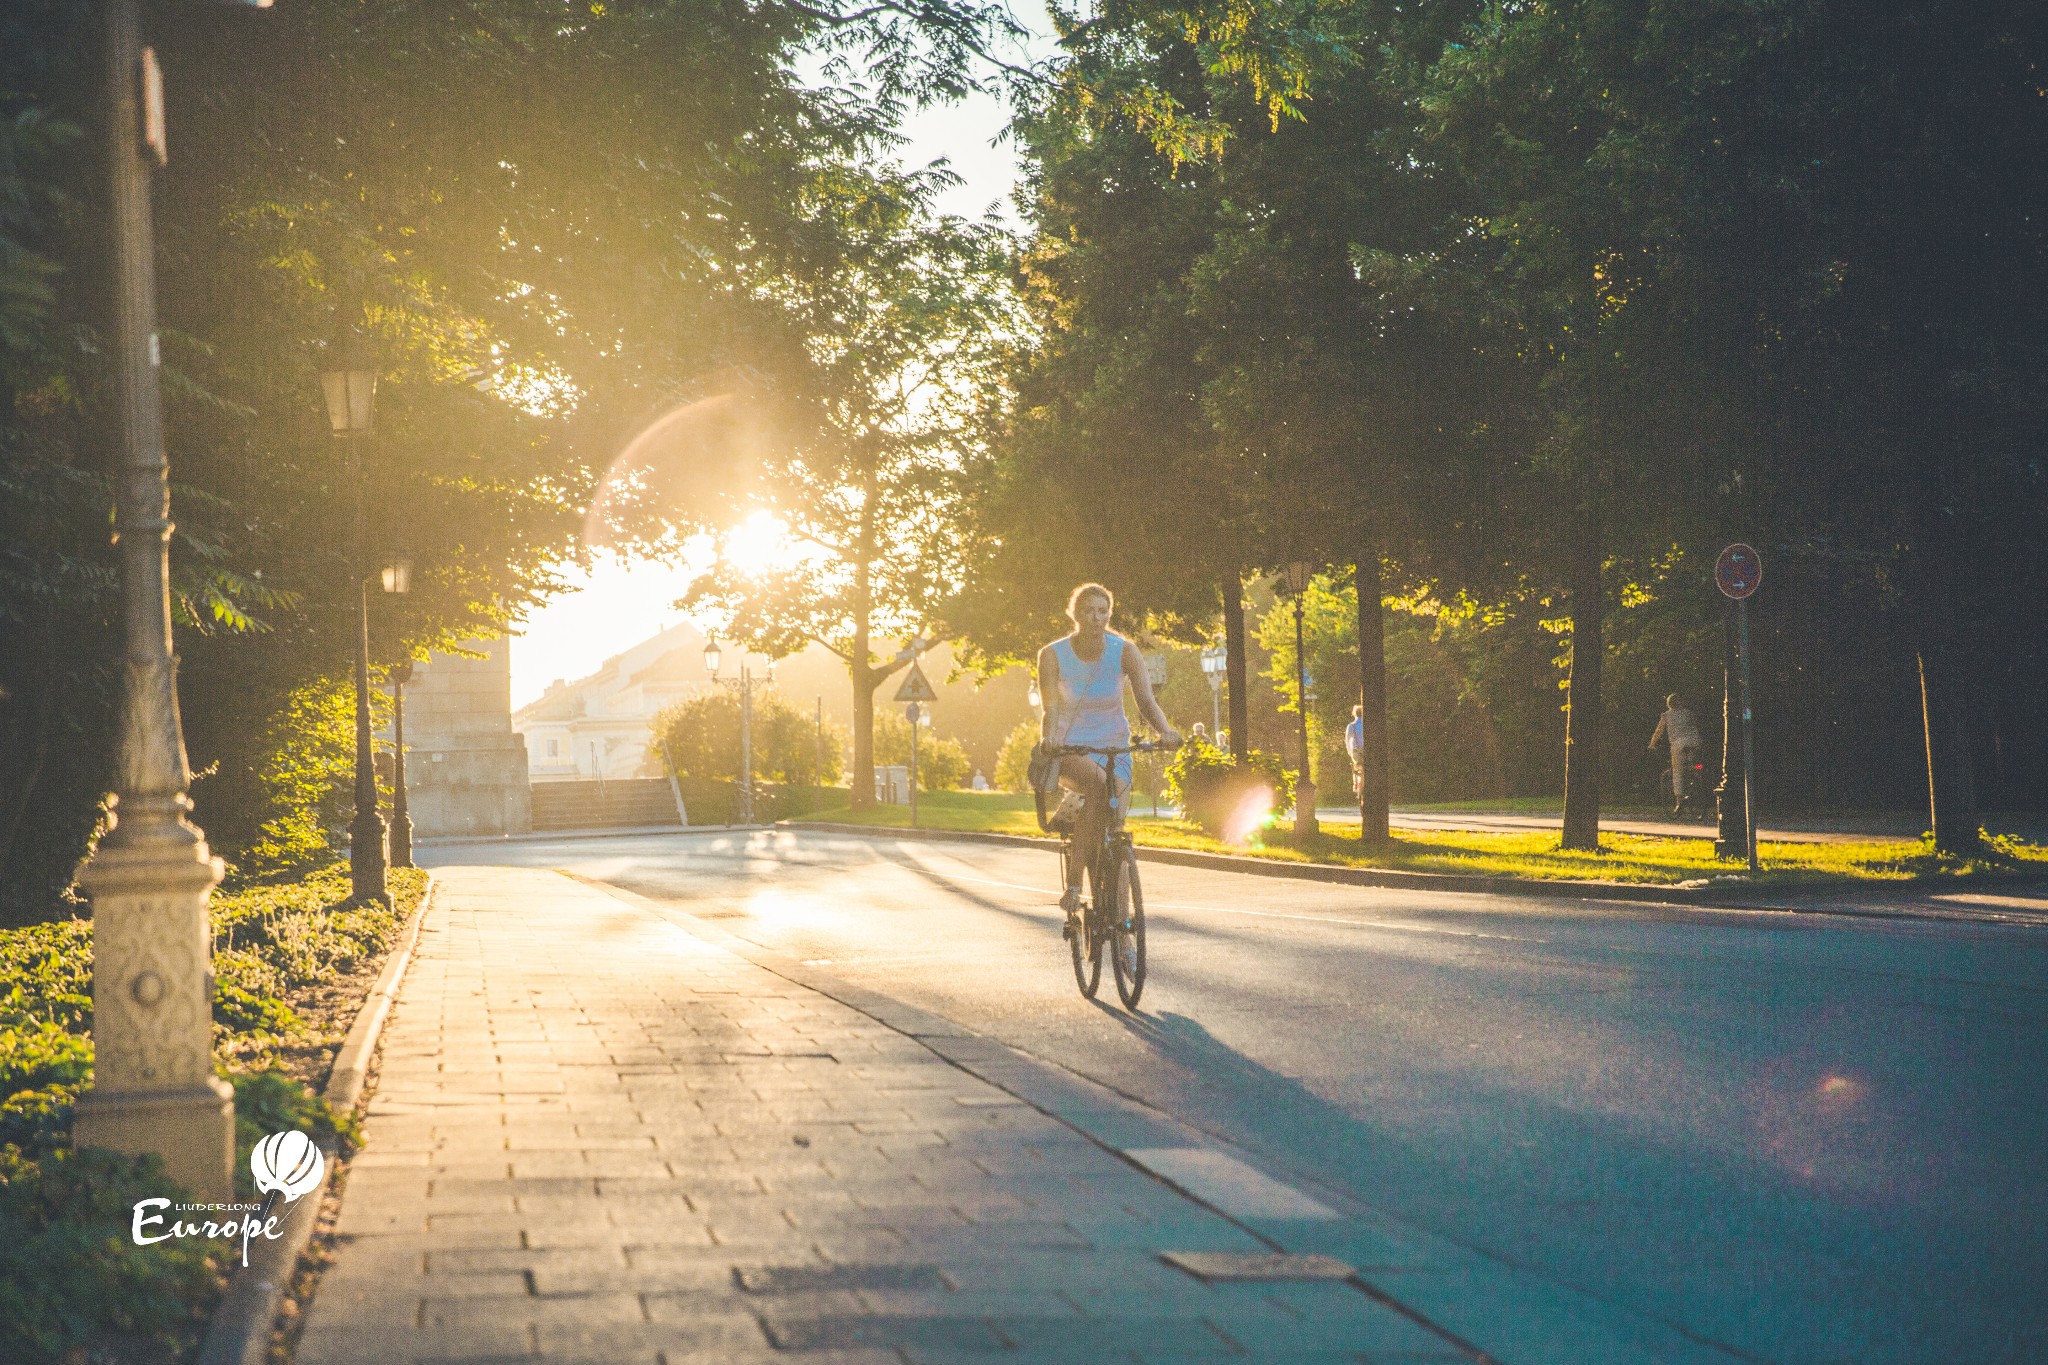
[652,688,843,786]
[0,1145,225,1364]
[872,710,971,791]
[1165,742,1295,837]
[993,720,1040,793]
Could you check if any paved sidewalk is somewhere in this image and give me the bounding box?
[293,866,1467,1364]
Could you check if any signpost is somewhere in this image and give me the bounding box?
[1715,544,1763,872]
[895,663,937,828]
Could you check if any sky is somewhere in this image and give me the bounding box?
[507,17,1046,709]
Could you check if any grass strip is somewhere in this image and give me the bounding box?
[794,791,2046,887]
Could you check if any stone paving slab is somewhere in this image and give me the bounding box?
[294,866,1464,1364]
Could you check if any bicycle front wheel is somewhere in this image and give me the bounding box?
[1066,841,1102,999]
[1109,842,1146,1010]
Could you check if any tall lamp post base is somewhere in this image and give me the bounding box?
[72,830,235,1203]
[1294,776,1318,838]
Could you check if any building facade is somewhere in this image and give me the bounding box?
[515,621,763,783]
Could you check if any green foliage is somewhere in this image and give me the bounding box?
[0,919,91,1031]
[994,720,1041,793]
[213,679,360,879]
[652,688,844,788]
[1165,741,1293,835]
[231,1072,359,1197]
[0,861,423,1357]
[0,1145,225,1365]
[872,711,972,791]
[2,0,1032,919]
[209,864,408,1046]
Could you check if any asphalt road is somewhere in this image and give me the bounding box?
[423,829,2048,1364]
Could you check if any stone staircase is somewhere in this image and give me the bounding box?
[528,778,682,832]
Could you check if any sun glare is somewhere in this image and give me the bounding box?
[722,510,798,579]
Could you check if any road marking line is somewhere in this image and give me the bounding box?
[1123,1147,1339,1220]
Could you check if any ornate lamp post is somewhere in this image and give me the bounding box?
[73,0,273,1204]
[321,328,388,905]
[380,556,411,859]
[704,640,763,824]
[381,560,412,868]
[1284,561,1318,836]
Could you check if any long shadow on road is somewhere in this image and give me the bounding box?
[1092,1009,2043,1365]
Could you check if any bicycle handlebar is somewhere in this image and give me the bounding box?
[1046,739,1181,757]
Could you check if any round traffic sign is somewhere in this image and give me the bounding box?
[1715,543,1763,600]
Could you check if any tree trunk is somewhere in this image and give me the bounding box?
[1918,648,1979,854]
[849,658,874,809]
[1354,549,1390,844]
[1222,569,1250,762]
[1560,541,1604,851]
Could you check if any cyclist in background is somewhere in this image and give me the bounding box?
[1037,583,1178,923]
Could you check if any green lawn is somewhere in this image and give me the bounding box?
[794,790,2047,888]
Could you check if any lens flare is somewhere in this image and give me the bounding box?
[1219,783,1276,845]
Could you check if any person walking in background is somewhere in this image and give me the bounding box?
[1345,704,1366,799]
[1649,693,1705,816]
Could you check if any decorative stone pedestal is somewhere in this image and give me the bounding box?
[73,835,234,1204]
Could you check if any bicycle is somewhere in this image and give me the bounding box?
[1034,739,1175,1010]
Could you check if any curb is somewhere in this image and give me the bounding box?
[413,822,769,848]
[195,875,438,1365]
[777,820,2048,922]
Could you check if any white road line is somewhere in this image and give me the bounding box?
[1122,1147,1339,1220]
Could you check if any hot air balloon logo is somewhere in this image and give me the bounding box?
[252,1130,325,1204]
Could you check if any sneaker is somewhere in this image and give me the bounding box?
[1059,886,1083,927]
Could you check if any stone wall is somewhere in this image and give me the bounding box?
[403,639,532,837]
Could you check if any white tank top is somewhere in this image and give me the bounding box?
[1052,635,1131,748]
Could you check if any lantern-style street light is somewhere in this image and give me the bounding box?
[72,0,274,1205]
[322,326,388,906]
[1284,561,1317,836]
[704,639,763,824]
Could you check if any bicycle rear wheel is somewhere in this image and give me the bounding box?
[1109,841,1146,1010]
[1064,840,1101,998]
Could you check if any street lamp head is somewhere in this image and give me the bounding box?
[380,557,412,594]
[320,327,376,434]
[1284,560,1314,596]
[1199,644,1226,678]
[390,659,414,686]
[702,639,722,677]
[1027,680,1042,709]
[766,657,777,685]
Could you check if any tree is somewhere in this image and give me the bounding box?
[0,0,1030,912]
[677,188,1018,807]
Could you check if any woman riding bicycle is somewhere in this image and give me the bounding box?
[1036,583,1178,924]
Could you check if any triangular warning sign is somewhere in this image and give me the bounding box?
[893,661,937,703]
